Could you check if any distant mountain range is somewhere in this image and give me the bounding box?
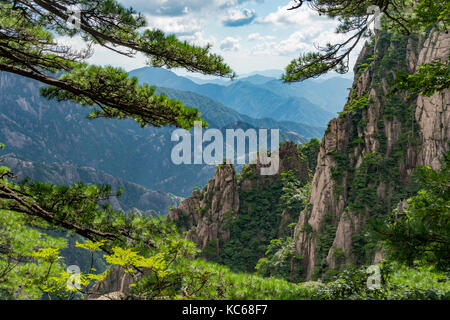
[0,153,181,215]
[132,67,353,119]
[130,68,332,127]
[185,69,284,86]
[159,87,324,139]
[259,77,353,114]
[0,71,327,197]
[240,69,285,78]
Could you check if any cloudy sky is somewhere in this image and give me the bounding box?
[84,0,364,77]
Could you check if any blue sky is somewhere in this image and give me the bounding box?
[76,0,363,77]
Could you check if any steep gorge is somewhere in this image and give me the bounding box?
[293,30,449,280]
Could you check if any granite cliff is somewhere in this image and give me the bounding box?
[166,30,449,281]
[168,142,313,273]
[293,30,449,280]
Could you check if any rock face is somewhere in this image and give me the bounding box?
[293,30,449,280]
[414,32,450,170]
[168,163,240,250]
[89,266,134,299]
[168,142,311,271]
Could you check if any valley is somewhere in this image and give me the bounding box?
[0,0,448,303]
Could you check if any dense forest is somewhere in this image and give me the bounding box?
[0,0,449,301]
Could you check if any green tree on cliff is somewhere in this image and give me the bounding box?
[374,152,450,271]
[285,0,449,274]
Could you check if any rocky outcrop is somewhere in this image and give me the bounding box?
[414,31,450,170]
[93,291,128,300]
[168,142,311,268]
[168,163,240,250]
[293,30,450,280]
[89,266,134,299]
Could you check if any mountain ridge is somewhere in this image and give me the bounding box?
[130,67,340,127]
[0,153,181,215]
[0,72,325,196]
[293,30,450,280]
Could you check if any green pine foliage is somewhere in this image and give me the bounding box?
[0,209,67,299]
[373,152,450,271]
[0,0,234,129]
[255,237,304,283]
[299,138,321,174]
[391,60,450,97]
[282,0,448,89]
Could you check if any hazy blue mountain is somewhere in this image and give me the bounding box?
[0,153,181,215]
[130,67,199,92]
[159,87,324,139]
[236,71,354,113]
[193,81,334,127]
[185,70,281,86]
[184,73,277,86]
[260,77,353,114]
[184,75,232,86]
[0,72,324,196]
[240,69,284,78]
[130,67,336,127]
[237,74,276,85]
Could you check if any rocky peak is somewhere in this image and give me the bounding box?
[168,163,240,250]
[293,30,449,280]
[168,141,312,271]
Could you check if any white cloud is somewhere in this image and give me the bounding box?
[144,14,205,35]
[220,37,242,51]
[274,31,317,55]
[252,5,347,57]
[56,36,148,71]
[247,32,275,41]
[123,0,257,16]
[248,27,348,57]
[256,4,339,36]
[222,8,256,27]
[256,4,314,26]
[247,32,260,40]
[179,32,216,47]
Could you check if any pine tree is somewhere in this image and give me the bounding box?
[0,0,235,129]
[282,0,449,85]
[0,0,236,299]
[373,152,450,271]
